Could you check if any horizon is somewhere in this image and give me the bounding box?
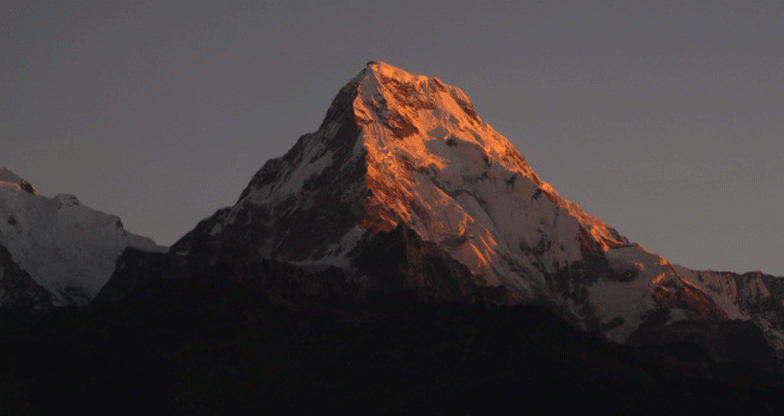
[3,1,782,276]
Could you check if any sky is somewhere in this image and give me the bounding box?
[2,1,782,276]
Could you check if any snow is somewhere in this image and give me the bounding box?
[588,245,678,341]
[666,309,692,325]
[0,184,165,305]
[292,226,368,273]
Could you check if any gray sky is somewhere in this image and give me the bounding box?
[2,1,782,275]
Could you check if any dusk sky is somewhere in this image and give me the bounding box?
[3,1,782,276]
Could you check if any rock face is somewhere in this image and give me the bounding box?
[128,62,783,357]
[0,169,165,307]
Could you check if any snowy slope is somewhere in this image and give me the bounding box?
[0,170,164,306]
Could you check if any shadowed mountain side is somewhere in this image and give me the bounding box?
[4,267,784,415]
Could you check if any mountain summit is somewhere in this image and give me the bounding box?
[161,62,784,350]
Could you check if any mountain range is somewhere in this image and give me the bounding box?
[2,62,784,414]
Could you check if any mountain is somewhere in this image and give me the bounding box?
[135,61,782,358]
[172,62,633,307]
[0,169,164,307]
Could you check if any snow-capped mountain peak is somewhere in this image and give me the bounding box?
[0,171,165,307]
[167,62,784,350]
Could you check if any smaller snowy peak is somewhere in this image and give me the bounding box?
[0,167,37,194]
[0,182,165,306]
